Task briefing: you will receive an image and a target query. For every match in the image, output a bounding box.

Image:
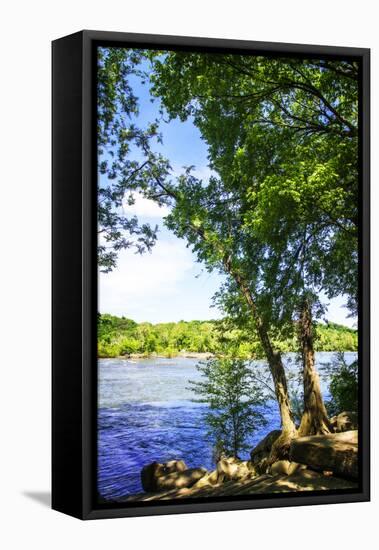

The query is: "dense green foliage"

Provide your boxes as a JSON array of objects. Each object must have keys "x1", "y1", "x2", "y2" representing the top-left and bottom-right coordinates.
[
  {"x1": 98, "y1": 314, "x2": 357, "y2": 358},
  {"x1": 98, "y1": 314, "x2": 217, "y2": 357},
  {"x1": 149, "y1": 52, "x2": 358, "y2": 323},
  {"x1": 322, "y1": 352, "x2": 358, "y2": 415},
  {"x1": 189, "y1": 356, "x2": 267, "y2": 457}
]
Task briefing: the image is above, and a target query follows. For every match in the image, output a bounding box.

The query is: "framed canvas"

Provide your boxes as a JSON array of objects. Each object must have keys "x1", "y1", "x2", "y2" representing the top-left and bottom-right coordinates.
[{"x1": 52, "y1": 30, "x2": 370, "y2": 520}]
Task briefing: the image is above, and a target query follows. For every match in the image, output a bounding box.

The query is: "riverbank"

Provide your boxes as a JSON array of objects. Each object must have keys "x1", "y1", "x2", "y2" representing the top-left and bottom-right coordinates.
[
  {"x1": 118, "y1": 428, "x2": 359, "y2": 502},
  {"x1": 120, "y1": 470, "x2": 357, "y2": 502},
  {"x1": 99, "y1": 351, "x2": 214, "y2": 360}
]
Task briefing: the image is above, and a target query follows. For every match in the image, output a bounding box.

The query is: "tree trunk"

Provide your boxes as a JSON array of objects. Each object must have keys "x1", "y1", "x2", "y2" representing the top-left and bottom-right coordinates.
[
  {"x1": 227, "y1": 263, "x2": 297, "y2": 458},
  {"x1": 189, "y1": 232, "x2": 296, "y2": 446},
  {"x1": 298, "y1": 299, "x2": 332, "y2": 436},
  {"x1": 256, "y1": 323, "x2": 296, "y2": 438}
]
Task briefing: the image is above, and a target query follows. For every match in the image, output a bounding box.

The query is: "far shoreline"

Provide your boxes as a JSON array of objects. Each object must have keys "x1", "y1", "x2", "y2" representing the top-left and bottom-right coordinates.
[
  {"x1": 98, "y1": 351, "x2": 215, "y2": 360},
  {"x1": 98, "y1": 350, "x2": 357, "y2": 361}
]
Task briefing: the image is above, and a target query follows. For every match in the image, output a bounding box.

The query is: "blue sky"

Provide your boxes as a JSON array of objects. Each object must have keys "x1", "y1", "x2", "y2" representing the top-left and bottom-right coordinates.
[{"x1": 98, "y1": 60, "x2": 356, "y2": 328}]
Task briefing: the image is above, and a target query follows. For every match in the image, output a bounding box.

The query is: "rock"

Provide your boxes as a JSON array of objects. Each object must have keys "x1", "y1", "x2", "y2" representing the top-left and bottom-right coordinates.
[
  {"x1": 285, "y1": 470, "x2": 358, "y2": 491},
  {"x1": 141, "y1": 462, "x2": 165, "y2": 492},
  {"x1": 246, "y1": 461, "x2": 257, "y2": 475},
  {"x1": 291, "y1": 467, "x2": 323, "y2": 480},
  {"x1": 290, "y1": 430, "x2": 358, "y2": 480},
  {"x1": 164, "y1": 460, "x2": 187, "y2": 474},
  {"x1": 235, "y1": 460, "x2": 254, "y2": 479},
  {"x1": 125, "y1": 469, "x2": 358, "y2": 502},
  {"x1": 270, "y1": 460, "x2": 291, "y2": 475},
  {"x1": 254, "y1": 457, "x2": 269, "y2": 475},
  {"x1": 288, "y1": 462, "x2": 307, "y2": 475},
  {"x1": 216, "y1": 458, "x2": 255, "y2": 482},
  {"x1": 216, "y1": 458, "x2": 239, "y2": 482},
  {"x1": 250, "y1": 430, "x2": 281, "y2": 464},
  {"x1": 330, "y1": 411, "x2": 358, "y2": 432},
  {"x1": 155, "y1": 467, "x2": 208, "y2": 491},
  {"x1": 270, "y1": 460, "x2": 307, "y2": 476},
  {"x1": 141, "y1": 460, "x2": 188, "y2": 492},
  {"x1": 191, "y1": 470, "x2": 219, "y2": 489}
]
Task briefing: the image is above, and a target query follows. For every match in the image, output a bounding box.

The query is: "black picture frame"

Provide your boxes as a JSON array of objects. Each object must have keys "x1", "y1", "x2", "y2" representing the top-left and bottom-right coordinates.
[{"x1": 52, "y1": 30, "x2": 370, "y2": 520}]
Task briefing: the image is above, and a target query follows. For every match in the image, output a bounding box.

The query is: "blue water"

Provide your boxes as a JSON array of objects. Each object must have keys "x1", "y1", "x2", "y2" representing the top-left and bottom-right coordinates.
[{"x1": 97, "y1": 352, "x2": 357, "y2": 500}]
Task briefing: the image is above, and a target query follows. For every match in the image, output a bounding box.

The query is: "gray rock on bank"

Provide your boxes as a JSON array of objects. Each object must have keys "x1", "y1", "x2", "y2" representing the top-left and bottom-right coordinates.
[
  {"x1": 141, "y1": 460, "x2": 207, "y2": 492},
  {"x1": 155, "y1": 467, "x2": 208, "y2": 491},
  {"x1": 125, "y1": 467, "x2": 357, "y2": 503},
  {"x1": 140, "y1": 425, "x2": 359, "y2": 496},
  {"x1": 141, "y1": 456, "x2": 257, "y2": 493},
  {"x1": 141, "y1": 460, "x2": 186, "y2": 491},
  {"x1": 191, "y1": 469, "x2": 219, "y2": 489},
  {"x1": 216, "y1": 457, "x2": 256, "y2": 482},
  {"x1": 289, "y1": 430, "x2": 358, "y2": 480},
  {"x1": 270, "y1": 459, "x2": 307, "y2": 476}
]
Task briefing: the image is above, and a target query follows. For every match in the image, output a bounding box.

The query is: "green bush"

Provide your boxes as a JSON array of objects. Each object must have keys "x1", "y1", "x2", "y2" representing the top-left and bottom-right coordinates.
[
  {"x1": 119, "y1": 338, "x2": 140, "y2": 355},
  {"x1": 322, "y1": 352, "x2": 358, "y2": 416},
  {"x1": 189, "y1": 355, "x2": 267, "y2": 458},
  {"x1": 327, "y1": 361, "x2": 358, "y2": 416}
]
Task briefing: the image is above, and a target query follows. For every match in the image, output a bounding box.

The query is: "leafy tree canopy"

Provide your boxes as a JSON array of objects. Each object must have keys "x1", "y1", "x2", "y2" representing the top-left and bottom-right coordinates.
[{"x1": 148, "y1": 52, "x2": 359, "y2": 324}]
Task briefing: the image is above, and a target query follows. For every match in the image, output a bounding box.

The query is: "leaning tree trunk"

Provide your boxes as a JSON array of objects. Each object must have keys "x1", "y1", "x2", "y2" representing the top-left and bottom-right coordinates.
[
  {"x1": 298, "y1": 299, "x2": 332, "y2": 436},
  {"x1": 189, "y1": 233, "x2": 297, "y2": 450},
  {"x1": 259, "y1": 331, "x2": 297, "y2": 463},
  {"x1": 228, "y1": 263, "x2": 297, "y2": 459}
]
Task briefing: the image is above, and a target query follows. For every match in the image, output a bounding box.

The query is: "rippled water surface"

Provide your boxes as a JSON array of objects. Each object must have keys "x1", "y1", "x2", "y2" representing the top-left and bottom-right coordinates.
[{"x1": 98, "y1": 352, "x2": 357, "y2": 500}]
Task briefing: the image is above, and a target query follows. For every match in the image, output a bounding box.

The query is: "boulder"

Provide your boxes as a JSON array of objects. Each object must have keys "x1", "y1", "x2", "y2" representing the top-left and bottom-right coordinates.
[
  {"x1": 216, "y1": 457, "x2": 254, "y2": 482},
  {"x1": 290, "y1": 430, "x2": 358, "y2": 480},
  {"x1": 141, "y1": 462, "x2": 165, "y2": 492},
  {"x1": 254, "y1": 458, "x2": 269, "y2": 475},
  {"x1": 270, "y1": 460, "x2": 291, "y2": 475},
  {"x1": 191, "y1": 469, "x2": 219, "y2": 489},
  {"x1": 164, "y1": 460, "x2": 187, "y2": 474},
  {"x1": 155, "y1": 467, "x2": 208, "y2": 491},
  {"x1": 216, "y1": 458, "x2": 239, "y2": 482},
  {"x1": 141, "y1": 460, "x2": 188, "y2": 492},
  {"x1": 288, "y1": 462, "x2": 307, "y2": 475},
  {"x1": 270, "y1": 460, "x2": 307, "y2": 476},
  {"x1": 250, "y1": 430, "x2": 281, "y2": 464},
  {"x1": 330, "y1": 411, "x2": 358, "y2": 433},
  {"x1": 246, "y1": 461, "x2": 257, "y2": 476},
  {"x1": 270, "y1": 460, "x2": 290, "y2": 476}
]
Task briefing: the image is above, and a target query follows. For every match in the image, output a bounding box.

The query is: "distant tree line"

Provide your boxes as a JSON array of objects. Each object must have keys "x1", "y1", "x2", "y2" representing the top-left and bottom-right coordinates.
[{"x1": 98, "y1": 313, "x2": 357, "y2": 358}]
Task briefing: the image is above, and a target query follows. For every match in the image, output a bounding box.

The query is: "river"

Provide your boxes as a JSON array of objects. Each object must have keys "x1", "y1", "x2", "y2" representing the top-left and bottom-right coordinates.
[{"x1": 97, "y1": 352, "x2": 357, "y2": 500}]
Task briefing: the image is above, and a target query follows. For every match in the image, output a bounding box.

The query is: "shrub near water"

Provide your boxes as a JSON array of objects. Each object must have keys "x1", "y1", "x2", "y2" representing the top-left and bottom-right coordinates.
[
  {"x1": 189, "y1": 356, "x2": 267, "y2": 459},
  {"x1": 322, "y1": 352, "x2": 358, "y2": 416}
]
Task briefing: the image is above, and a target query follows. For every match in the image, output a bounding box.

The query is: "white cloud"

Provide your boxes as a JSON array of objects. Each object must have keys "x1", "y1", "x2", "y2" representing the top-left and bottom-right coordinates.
[
  {"x1": 122, "y1": 192, "x2": 170, "y2": 218},
  {"x1": 99, "y1": 238, "x2": 194, "y2": 319},
  {"x1": 121, "y1": 167, "x2": 216, "y2": 221}
]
